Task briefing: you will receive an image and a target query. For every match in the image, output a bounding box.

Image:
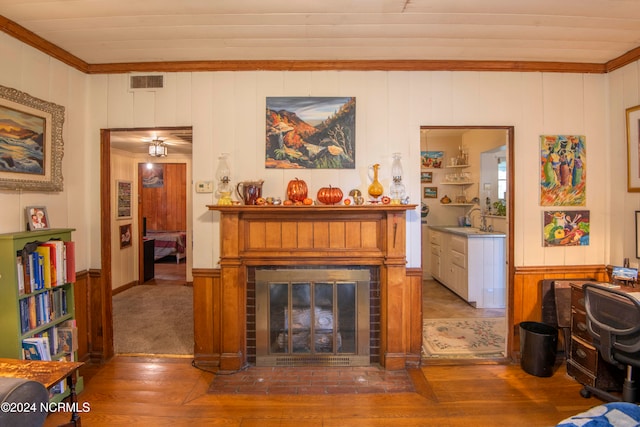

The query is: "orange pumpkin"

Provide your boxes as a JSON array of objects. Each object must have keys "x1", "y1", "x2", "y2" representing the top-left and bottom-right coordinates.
[
  {"x1": 287, "y1": 178, "x2": 308, "y2": 202},
  {"x1": 317, "y1": 186, "x2": 343, "y2": 205}
]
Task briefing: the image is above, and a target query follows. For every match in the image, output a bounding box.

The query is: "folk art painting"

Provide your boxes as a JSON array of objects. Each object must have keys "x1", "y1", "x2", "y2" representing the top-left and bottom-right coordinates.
[
  {"x1": 540, "y1": 135, "x2": 586, "y2": 206},
  {"x1": 421, "y1": 151, "x2": 444, "y2": 168},
  {"x1": 543, "y1": 210, "x2": 590, "y2": 247},
  {"x1": 265, "y1": 97, "x2": 355, "y2": 169}
]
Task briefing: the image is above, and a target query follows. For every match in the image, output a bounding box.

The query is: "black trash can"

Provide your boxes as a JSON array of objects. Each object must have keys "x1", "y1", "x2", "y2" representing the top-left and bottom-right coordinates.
[{"x1": 519, "y1": 321, "x2": 558, "y2": 377}]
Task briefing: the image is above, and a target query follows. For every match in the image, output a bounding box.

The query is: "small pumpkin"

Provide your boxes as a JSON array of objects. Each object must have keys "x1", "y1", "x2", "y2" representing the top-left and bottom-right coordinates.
[
  {"x1": 287, "y1": 178, "x2": 308, "y2": 202},
  {"x1": 317, "y1": 186, "x2": 343, "y2": 205}
]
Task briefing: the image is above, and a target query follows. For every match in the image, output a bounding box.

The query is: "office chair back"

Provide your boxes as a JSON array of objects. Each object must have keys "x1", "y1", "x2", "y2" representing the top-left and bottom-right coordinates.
[{"x1": 583, "y1": 283, "x2": 640, "y2": 367}]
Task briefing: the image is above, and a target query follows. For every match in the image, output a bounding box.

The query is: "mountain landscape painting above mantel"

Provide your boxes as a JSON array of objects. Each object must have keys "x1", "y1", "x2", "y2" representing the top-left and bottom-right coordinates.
[{"x1": 265, "y1": 96, "x2": 355, "y2": 169}]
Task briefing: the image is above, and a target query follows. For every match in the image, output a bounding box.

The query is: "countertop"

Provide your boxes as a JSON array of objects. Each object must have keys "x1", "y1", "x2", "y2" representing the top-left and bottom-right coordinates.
[{"x1": 429, "y1": 225, "x2": 506, "y2": 238}]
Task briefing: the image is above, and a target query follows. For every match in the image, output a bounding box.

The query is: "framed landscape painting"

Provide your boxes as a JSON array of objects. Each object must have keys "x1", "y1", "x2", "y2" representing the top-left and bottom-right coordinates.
[
  {"x1": 627, "y1": 105, "x2": 640, "y2": 191},
  {"x1": 265, "y1": 97, "x2": 356, "y2": 169},
  {"x1": 0, "y1": 85, "x2": 64, "y2": 192}
]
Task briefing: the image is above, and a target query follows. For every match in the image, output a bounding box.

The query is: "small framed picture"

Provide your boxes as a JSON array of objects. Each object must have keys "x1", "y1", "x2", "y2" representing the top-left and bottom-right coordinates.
[
  {"x1": 25, "y1": 206, "x2": 50, "y2": 231},
  {"x1": 423, "y1": 186, "x2": 438, "y2": 199},
  {"x1": 120, "y1": 224, "x2": 132, "y2": 249},
  {"x1": 421, "y1": 171, "x2": 433, "y2": 183}
]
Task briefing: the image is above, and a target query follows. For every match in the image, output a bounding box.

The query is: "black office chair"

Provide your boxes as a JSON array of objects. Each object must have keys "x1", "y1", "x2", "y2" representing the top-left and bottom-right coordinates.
[{"x1": 582, "y1": 283, "x2": 640, "y2": 403}]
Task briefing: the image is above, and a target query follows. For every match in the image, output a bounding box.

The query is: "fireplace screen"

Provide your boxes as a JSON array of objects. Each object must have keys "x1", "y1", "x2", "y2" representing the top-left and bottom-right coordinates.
[{"x1": 256, "y1": 269, "x2": 370, "y2": 366}]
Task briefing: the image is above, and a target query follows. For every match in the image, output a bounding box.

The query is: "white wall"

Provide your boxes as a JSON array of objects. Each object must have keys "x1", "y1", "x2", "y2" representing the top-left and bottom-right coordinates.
[
  {"x1": 0, "y1": 33, "x2": 91, "y2": 271},
  {"x1": 1, "y1": 30, "x2": 626, "y2": 272},
  {"x1": 608, "y1": 61, "x2": 640, "y2": 269}
]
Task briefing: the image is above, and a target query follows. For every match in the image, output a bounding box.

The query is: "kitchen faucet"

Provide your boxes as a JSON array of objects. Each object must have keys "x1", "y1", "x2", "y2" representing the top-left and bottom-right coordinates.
[{"x1": 466, "y1": 206, "x2": 488, "y2": 231}]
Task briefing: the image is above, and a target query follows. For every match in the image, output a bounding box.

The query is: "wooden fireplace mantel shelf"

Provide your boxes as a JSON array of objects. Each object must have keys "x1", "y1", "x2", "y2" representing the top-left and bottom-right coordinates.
[
  {"x1": 207, "y1": 204, "x2": 418, "y2": 213},
  {"x1": 195, "y1": 202, "x2": 422, "y2": 371}
]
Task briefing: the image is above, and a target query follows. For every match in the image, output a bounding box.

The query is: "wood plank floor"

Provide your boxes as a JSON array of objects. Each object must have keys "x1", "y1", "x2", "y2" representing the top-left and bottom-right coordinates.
[{"x1": 44, "y1": 356, "x2": 604, "y2": 426}]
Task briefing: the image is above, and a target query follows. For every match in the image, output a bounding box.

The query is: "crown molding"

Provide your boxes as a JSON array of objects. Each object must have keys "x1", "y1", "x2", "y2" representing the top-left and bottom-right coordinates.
[{"x1": 1, "y1": 14, "x2": 637, "y2": 75}]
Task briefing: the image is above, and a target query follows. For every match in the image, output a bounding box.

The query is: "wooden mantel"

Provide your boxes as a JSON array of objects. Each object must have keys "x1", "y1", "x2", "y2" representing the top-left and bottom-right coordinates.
[{"x1": 196, "y1": 204, "x2": 422, "y2": 371}]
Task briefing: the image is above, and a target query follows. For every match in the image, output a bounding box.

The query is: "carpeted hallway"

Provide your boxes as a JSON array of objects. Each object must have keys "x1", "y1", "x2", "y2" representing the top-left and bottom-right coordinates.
[{"x1": 113, "y1": 257, "x2": 193, "y2": 356}]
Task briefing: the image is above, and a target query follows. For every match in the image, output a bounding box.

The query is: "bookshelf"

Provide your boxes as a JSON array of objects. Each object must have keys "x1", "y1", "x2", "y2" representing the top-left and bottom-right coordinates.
[{"x1": 0, "y1": 228, "x2": 82, "y2": 402}]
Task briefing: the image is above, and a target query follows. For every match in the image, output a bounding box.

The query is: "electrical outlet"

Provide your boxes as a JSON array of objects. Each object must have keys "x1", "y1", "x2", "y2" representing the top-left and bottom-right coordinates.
[{"x1": 196, "y1": 181, "x2": 214, "y2": 193}]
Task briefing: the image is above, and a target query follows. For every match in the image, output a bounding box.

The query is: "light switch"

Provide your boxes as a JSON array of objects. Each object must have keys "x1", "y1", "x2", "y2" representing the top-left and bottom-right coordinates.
[{"x1": 196, "y1": 181, "x2": 214, "y2": 193}]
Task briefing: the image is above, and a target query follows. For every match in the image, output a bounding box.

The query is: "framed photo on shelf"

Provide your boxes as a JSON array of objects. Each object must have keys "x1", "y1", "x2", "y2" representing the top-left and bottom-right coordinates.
[
  {"x1": 423, "y1": 186, "x2": 438, "y2": 199},
  {"x1": 627, "y1": 105, "x2": 640, "y2": 192},
  {"x1": 25, "y1": 206, "x2": 50, "y2": 231},
  {"x1": 0, "y1": 85, "x2": 65, "y2": 192}
]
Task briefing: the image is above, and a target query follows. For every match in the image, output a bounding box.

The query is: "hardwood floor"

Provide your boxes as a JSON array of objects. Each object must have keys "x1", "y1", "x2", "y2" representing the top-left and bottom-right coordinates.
[{"x1": 44, "y1": 356, "x2": 604, "y2": 426}]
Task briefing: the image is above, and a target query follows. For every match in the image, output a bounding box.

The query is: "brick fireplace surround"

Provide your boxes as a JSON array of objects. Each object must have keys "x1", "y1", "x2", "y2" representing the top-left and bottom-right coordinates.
[{"x1": 197, "y1": 204, "x2": 422, "y2": 371}]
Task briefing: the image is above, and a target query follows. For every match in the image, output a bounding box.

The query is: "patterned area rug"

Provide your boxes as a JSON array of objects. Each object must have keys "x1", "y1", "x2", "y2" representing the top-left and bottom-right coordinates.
[{"x1": 422, "y1": 318, "x2": 505, "y2": 357}]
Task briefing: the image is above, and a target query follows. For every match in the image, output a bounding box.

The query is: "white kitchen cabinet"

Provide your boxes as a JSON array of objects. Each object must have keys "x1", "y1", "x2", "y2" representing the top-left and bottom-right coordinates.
[{"x1": 428, "y1": 226, "x2": 506, "y2": 309}]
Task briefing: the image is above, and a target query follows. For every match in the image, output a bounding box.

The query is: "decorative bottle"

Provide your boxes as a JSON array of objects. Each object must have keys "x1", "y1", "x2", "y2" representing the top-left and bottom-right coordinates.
[
  {"x1": 215, "y1": 153, "x2": 233, "y2": 205},
  {"x1": 368, "y1": 163, "x2": 384, "y2": 201},
  {"x1": 389, "y1": 153, "x2": 406, "y2": 204}
]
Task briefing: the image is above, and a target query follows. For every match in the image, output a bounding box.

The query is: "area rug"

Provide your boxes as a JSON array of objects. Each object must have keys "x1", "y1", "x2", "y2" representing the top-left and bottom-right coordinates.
[
  {"x1": 113, "y1": 284, "x2": 193, "y2": 355},
  {"x1": 422, "y1": 318, "x2": 505, "y2": 357}
]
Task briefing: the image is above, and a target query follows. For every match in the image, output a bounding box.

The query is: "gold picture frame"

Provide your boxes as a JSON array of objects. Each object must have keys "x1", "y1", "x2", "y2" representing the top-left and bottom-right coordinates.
[
  {"x1": 626, "y1": 104, "x2": 640, "y2": 192},
  {"x1": 0, "y1": 85, "x2": 64, "y2": 192}
]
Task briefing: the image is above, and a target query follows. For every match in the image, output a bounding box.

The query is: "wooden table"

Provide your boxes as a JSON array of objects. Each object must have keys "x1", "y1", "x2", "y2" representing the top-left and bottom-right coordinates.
[{"x1": 0, "y1": 358, "x2": 84, "y2": 427}]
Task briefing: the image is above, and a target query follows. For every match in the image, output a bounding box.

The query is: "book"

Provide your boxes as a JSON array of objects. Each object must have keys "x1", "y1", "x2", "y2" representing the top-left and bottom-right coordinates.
[
  {"x1": 16, "y1": 251, "x2": 25, "y2": 295},
  {"x1": 56, "y1": 326, "x2": 78, "y2": 354},
  {"x1": 35, "y1": 245, "x2": 52, "y2": 289},
  {"x1": 22, "y1": 337, "x2": 51, "y2": 361},
  {"x1": 43, "y1": 240, "x2": 65, "y2": 287},
  {"x1": 64, "y1": 241, "x2": 76, "y2": 283}
]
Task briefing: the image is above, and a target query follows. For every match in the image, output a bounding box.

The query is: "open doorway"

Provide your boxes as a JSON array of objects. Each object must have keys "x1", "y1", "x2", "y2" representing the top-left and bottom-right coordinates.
[
  {"x1": 420, "y1": 126, "x2": 514, "y2": 362},
  {"x1": 103, "y1": 127, "x2": 193, "y2": 357}
]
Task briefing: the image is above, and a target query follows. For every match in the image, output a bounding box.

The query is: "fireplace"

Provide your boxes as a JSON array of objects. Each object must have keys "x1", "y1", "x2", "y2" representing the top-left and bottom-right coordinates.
[
  {"x1": 255, "y1": 268, "x2": 371, "y2": 367},
  {"x1": 200, "y1": 204, "x2": 422, "y2": 371}
]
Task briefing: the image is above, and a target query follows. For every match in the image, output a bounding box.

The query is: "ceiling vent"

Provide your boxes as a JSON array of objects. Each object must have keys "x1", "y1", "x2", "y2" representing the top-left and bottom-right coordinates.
[{"x1": 129, "y1": 74, "x2": 164, "y2": 91}]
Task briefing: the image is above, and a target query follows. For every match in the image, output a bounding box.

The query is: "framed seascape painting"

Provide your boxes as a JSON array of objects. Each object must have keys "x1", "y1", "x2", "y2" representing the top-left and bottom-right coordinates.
[
  {"x1": 542, "y1": 210, "x2": 590, "y2": 247},
  {"x1": 627, "y1": 105, "x2": 640, "y2": 192},
  {"x1": 265, "y1": 97, "x2": 355, "y2": 169},
  {"x1": 540, "y1": 135, "x2": 586, "y2": 206},
  {"x1": 0, "y1": 85, "x2": 64, "y2": 192}
]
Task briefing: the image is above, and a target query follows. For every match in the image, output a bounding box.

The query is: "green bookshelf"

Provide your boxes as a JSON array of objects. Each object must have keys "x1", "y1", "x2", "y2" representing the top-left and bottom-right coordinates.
[{"x1": 0, "y1": 228, "x2": 83, "y2": 399}]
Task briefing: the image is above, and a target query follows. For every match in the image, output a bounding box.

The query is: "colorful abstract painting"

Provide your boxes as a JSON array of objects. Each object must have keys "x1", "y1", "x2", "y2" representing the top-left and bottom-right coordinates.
[
  {"x1": 265, "y1": 97, "x2": 355, "y2": 169},
  {"x1": 540, "y1": 135, "x2": 585, "y2": 206},
  {"x1": 421, "y1": 151, "x2": 444, "y2": 168},
  {"x1": 543, "y1": 210, "x2": 590, "y2": 247}
]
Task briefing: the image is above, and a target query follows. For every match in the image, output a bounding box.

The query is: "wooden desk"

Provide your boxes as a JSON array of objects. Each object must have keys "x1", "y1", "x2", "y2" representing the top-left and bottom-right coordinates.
[
  {"x1": 0, "y1": 358, "x2": 83, "y2": 427},
  {"x1": 567, "y1": 282, "x2": 635, "y2": 396}
]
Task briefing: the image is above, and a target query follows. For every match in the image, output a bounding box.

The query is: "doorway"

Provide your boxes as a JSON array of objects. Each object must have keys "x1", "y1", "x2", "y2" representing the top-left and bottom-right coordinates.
[
  {"x1": 101, "y1": 126, "x2": 193, "y2": 357},
  {"x1": 420, "y1": 126, "x2": 514, "y2": 361}
]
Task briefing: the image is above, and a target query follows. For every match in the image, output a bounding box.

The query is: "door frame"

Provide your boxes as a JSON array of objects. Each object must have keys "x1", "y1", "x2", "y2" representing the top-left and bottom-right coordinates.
[
  {"x1": 99, "y1": 126, "x2": 192, "y2": 359},
  {"x1": 420, "y1": 125, "x2": 515, "y2": 357}
]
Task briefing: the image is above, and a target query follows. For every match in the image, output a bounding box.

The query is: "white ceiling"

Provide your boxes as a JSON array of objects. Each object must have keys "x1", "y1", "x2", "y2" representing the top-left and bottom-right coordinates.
[
  {"x1": 1, "y1": 0, "x2": 640, "y2": 65},
  {"x1": 110, "y1": 128, "x2": 192, "y2": 155}
]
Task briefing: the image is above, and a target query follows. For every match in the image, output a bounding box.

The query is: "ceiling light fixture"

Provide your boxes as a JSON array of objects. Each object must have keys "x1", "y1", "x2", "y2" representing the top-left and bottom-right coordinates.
[{"x1": 148, "y1": 139, "x2": 168, "y2": 157}]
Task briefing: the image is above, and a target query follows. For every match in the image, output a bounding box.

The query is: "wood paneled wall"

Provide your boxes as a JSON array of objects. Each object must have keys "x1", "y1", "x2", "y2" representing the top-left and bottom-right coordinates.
[
  {"x1": 511, "y1": 264, "x2": 608, "y2": 355},
  {"x1": 139, "y1": 163, "x2": 187, "y2": 231}
]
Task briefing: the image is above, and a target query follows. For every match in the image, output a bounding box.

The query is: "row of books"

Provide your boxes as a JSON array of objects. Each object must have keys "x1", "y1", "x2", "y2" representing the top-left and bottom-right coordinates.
[
  {"x1": 16, "y1": 239, "x2": 76, "y2": 295},
  {"x1": 19, "y1": 288, "x2": 68, "y2": 334},
  {"x1": 21, "y1": 321, "x2": 78, "y2": 361},
  {"x1": 22, "y1": 321, "x2": 78, "y2": 396}
]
